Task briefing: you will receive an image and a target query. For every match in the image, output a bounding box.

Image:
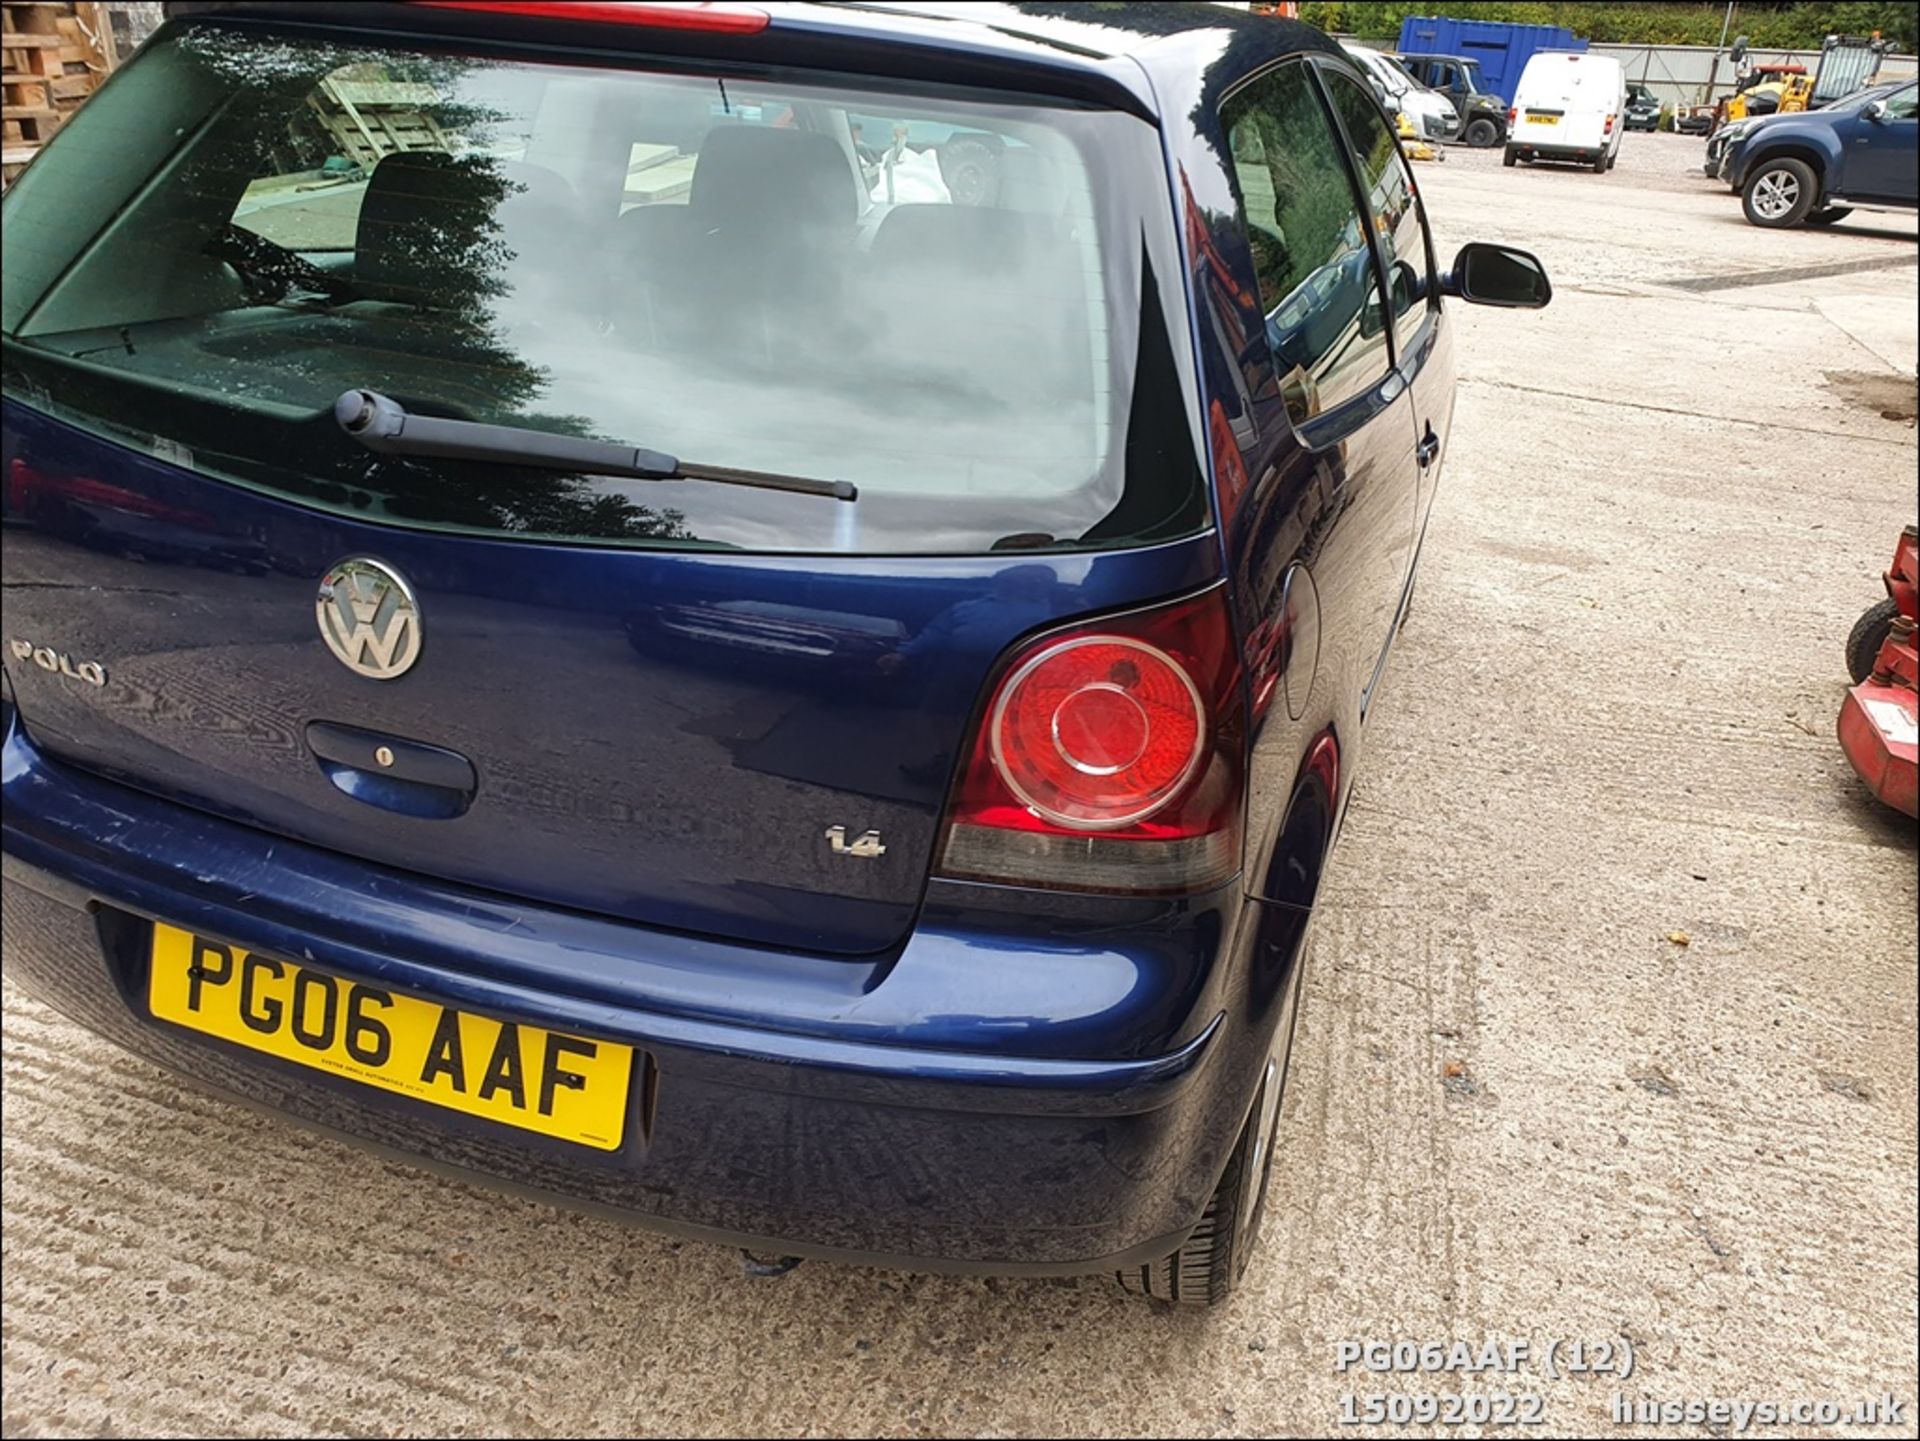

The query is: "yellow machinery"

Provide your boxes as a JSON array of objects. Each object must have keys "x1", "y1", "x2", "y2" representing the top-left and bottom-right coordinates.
[
  {"x1": 1720, "y1": 66, "x2": 1813, "y2": 125},
  {"x1": 1395, "y1": 109, "x2": 1443, "y2": 162}
]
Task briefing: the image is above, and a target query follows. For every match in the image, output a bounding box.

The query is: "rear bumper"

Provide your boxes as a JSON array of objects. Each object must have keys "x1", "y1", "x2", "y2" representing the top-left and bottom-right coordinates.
[
  {"x1": 1507, "y1": 140, "x2": 1608, "y2": 160},
  {"x1": 1, "y1": 722, "x2": 1302, "y2": 1274}
]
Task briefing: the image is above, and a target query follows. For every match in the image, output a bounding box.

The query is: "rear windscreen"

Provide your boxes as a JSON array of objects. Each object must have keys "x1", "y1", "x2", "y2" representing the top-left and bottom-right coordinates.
[{"x1": 0, "y1": 22, "x2": 1205, "y2": 554}]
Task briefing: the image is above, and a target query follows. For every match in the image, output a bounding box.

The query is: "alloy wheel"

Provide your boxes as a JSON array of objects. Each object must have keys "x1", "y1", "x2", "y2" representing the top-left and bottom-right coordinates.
[{"x1": 1752, "y1": 169, "x2": 1799, "y2": 219}]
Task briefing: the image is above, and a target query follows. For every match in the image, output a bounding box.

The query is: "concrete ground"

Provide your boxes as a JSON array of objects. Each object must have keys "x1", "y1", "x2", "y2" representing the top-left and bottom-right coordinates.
[{"x1": 4, "y1": 131, "x2": 1916, "y2": 1438}]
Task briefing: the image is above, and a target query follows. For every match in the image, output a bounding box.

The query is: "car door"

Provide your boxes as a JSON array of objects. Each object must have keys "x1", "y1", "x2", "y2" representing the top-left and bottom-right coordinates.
[
  {"x1": 1838, "y1": 83, "x2": 1919, "y2": 200},
  {"x1": 1320, "y1": 66, "x2": 1439, "y2": 690},
  {"x1": 1430, "y1": 60, "x2": 1470, "y2": 117},
  {"x1": 1211, "y1": 57, "x2": 1422, "y2": 902}
]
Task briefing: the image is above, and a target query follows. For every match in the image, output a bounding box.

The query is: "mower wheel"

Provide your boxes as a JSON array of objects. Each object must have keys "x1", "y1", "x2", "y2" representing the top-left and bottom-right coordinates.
[
  {"x1": 1464, "y1": 118, "x2": 1499, "y2": 148},
  {"x1": 1847, "y1": 597, "x2": 1900, "y2": 684}
]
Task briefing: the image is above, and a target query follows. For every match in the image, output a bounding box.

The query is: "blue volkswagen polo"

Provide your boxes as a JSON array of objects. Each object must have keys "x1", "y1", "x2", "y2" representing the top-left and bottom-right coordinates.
[{"x1": 0, "y1": 0, "x2": 1547, "y2": 1304}]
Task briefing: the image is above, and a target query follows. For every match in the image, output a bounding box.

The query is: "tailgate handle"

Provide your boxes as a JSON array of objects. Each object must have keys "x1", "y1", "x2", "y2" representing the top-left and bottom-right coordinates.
[{"x1": 305, "y1": 721, "x2": 477, "y2": 819}]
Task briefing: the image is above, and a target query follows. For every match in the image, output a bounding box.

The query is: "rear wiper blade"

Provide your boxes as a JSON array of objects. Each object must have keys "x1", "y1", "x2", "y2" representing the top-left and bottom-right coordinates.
[{"x1": 333, "y1": 389, "x2": 857, "y2": 502}]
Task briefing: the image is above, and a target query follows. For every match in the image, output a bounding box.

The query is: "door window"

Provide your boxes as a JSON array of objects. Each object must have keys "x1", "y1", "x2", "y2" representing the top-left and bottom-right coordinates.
[
  {"x1": 1221, "y1": 63, "x2": 1390, "y2": 425},
  {"x1": 1882, "y1": 84, "x2": 1918, "y2": 119},
  {"x1": 1325, "y1": 72, "x2": 1435, "y2": 359}
]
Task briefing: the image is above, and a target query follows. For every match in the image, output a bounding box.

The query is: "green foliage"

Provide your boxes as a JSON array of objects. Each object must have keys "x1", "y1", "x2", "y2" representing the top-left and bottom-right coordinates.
[{"x1": 1298, "y1": 2, "x2": 1917, "y2": 52}]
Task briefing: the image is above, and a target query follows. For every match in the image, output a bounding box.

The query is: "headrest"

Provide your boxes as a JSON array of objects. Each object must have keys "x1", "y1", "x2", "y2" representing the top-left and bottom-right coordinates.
[
  {"x1": 689, "y1": 125, "x2": 858, "y2": 233},
  {"x1": 355, "y1": 151, "x2": 498, "y2": 306}
]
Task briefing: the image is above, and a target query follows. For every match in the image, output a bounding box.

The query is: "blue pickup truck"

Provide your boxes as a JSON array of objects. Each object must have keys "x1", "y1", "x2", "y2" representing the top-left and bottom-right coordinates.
[{"x1": 1726, "y1": 80, "x2": 1919, "y2": 228}]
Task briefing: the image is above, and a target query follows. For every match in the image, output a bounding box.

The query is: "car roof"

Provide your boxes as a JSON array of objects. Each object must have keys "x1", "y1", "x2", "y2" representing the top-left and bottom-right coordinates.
[
  {"x1": 165, "y1": 1, "x2": 1349, "y2": 122},
  {"x1": 844, "y1": 2, "x2": 1337, "y2": 63}
]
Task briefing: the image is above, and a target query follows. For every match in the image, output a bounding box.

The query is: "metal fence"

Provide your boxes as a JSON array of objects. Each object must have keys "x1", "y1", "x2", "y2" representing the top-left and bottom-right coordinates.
[{"x1": 1591, "y1": 42, "x2": 1918, "y2": 109}]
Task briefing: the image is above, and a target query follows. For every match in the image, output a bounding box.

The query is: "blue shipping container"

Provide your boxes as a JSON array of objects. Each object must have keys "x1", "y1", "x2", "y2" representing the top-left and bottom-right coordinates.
[{"x1": 1395, "y1": 16, "x2": 1588, "y2": 106}]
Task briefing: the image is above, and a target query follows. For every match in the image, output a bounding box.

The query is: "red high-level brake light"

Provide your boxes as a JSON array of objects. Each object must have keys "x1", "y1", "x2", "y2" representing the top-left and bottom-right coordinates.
[{"x1": 416, "y1": 2, "x2": 770, "y2": 34}]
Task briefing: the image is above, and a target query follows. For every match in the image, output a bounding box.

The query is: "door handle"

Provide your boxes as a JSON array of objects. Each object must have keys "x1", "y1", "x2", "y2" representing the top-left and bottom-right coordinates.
[{"x1": 1417, "y1": 424, "x2": 1441, "y2": 469}]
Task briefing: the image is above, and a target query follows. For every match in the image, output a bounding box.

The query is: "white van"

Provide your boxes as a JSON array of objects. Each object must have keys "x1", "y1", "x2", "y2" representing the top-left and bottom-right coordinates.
[
  {"x1": 1339, "y1": 41, "x2": 1461, "y2": 145},
  {"x1": 1505, "y1": 52, "x2": 1626, "y2": 172}
]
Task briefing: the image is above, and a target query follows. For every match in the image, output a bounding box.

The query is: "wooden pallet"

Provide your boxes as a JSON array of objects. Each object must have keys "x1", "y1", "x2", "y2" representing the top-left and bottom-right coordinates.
[
  {"x1": 1, "y1": 1, "x2": 114, "y2": 185},
  {"x1": 306, "y1": 72, "x2": 451, "y2": 170}
]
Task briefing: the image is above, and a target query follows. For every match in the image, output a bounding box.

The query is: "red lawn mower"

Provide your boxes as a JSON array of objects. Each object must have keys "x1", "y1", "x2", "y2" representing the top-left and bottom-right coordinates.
[{"x1": 1838, "y1": 525, "x2": 1919, "y2": 819}]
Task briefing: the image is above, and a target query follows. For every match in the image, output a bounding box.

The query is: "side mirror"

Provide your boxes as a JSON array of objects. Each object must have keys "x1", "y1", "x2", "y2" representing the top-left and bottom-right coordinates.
[
  {"x1": 1865, "y1": 100, "x2": 1888, "y2": 123},
  {"x1": 1441, "y1": 243, "x2": 1552, "y2": 308}
]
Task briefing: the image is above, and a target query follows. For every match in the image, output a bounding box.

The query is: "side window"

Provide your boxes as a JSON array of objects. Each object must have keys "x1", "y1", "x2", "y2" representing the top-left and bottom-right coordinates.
[
  {"x1": 1221, "y1": 63, "x2": 1390, "y2": 425},
  {"x1": 1326, "y1": 72, "x2": 1435, "y2": 358},
  {"x1": 1884, "y1": 85, "x2": 1918, "y2": 120}
]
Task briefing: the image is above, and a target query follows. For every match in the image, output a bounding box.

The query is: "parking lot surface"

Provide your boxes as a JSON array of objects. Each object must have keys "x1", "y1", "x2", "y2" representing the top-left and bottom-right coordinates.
[{"x1": 4, "y1": 131, "x2": 1916, "y2": 1438}]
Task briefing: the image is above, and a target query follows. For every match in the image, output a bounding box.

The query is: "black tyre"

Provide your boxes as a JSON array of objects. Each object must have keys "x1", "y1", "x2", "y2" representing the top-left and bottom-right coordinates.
[
  {"x1": 1502, "y1": 146, "x2": 1518, "y2": 167},
  {"x1": 1743, "y1": 156, "x2": 1818, "y2": 228},
  {"x1": 1117, "y1": 1061, "x2": 1282, "y2": 1307},
  {"x1": 1806, "y1": 206, "x2": 1854, "y2": 227},
  {"x1": 1464, "y1": 117, "x2": 1499, "y2": 148},
  {"x1": 1846, "y1": 597, "x2": 1899, "y2": 684},
  {"x1": 1591, "y1": 150, "x2": 1608, "y2": 173}
]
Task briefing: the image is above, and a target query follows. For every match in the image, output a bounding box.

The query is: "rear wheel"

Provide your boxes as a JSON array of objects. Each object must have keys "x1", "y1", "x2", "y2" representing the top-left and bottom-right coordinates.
[
  {"x1": 1591, "y1": 150, "x2": 1608, "y2": 173},
  {"x1": 1806, "y1": 206, "x2": 1854, "y2": 227},
  {"x1": 1847, "y1": 597, "x2": 1900, "y2": 684},
  {"x1": 1464, "y1": 117, "x2": 1499, "y2": 148},
  {"x1": 1743, "y1": 157, "x2": 1817, "y2": 227},
  {"x1": 1117, "y1": 1060, "x2": 1282, "y2": 1307},
  {"x1": 1502, "y1": 146, "x2": 1518, "y2": 167}
]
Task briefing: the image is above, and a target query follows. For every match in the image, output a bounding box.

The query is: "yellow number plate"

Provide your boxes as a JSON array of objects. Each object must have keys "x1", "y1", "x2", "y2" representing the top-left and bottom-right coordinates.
[
  {"x1": 1526, "y1": 114, "x2": 1560, "y2": 124},
  {"x1": 148, "y1": 924, "x2": 633, "y2": 1150}
]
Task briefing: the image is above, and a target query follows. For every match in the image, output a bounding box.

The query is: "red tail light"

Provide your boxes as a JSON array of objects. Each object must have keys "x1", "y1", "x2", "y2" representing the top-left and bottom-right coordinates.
[
  {"x1": 936, "y1": 589, "x2": 1243, "y2": 893},
  {"x1": 416, "y1": 2, "x2": 771, "y2": 33},
  {"x1": 1604, "y1": 112, "x2": 1616, "y2": 134},
  {"x1": 1507, "y1": 107, "x2": 1518, "y2": 126}
]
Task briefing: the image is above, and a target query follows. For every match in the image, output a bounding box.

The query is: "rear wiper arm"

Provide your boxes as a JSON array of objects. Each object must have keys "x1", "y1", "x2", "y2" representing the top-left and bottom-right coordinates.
[{"x1": 333, "y1": 389, "x2": 857, "y2": 502}]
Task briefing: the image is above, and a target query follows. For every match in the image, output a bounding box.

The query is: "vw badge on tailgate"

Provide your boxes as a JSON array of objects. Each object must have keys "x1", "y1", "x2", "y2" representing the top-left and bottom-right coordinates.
[{"x1": 317, "y1": 558, "x2": 421, "y2": 679}]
